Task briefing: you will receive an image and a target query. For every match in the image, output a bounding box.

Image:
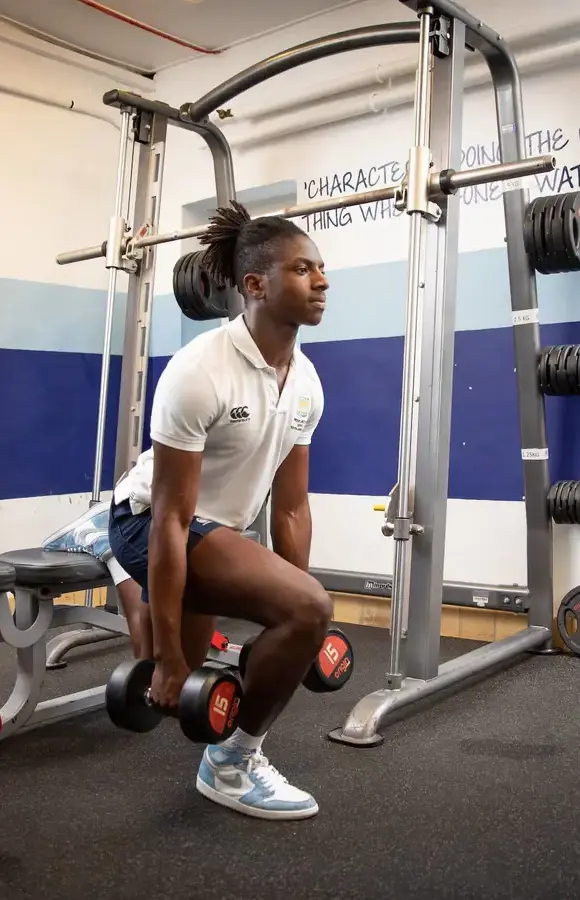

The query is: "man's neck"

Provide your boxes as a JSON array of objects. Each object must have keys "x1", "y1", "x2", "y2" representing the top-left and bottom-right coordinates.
[{"x1": 243, "y1": 310, "x2": 298, "y2": 371}]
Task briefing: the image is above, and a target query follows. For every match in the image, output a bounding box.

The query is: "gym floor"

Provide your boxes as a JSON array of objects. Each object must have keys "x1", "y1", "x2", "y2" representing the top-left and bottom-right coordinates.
[{"x1": 1, "y1": 619, "x2": 579, "y2": 900}]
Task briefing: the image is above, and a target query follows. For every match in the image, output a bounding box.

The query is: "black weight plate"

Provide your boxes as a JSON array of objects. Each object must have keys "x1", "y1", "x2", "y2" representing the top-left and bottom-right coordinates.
[
  {"x1": 557, "y1": 586, "x2": 580, "y2": 655},
  {"x1": 567, "y1": 481, "x2": 580, "y2": 524},
  {"x1": 565, "y1": 344, "x2": 580, "y2": 394},
  {"x1": 532, "y1": 195, "x2": 552, "y2": 272},
  {"x1": 547, "y1": 346, "x2": 563, "y2": 395},
  {"x1": 546, "y1": 194, "x2": 568, "y2": 264},
  {"x1": 561, "y1": 192, "x2": 580, "y2": 270},
  {"x1": 560, "y1": 481, "x2": 575, "y2": 524},
  {"x1": 574, "y1": 482, "x2": 580, "y2": 525},
  {"x1": 179, "y1": 666, "x2": 242, "y2": 743},
  {"x1": 555, "y1": 481, "x2": 568, "y2": 525},
  {"x1": 183, "y1": 252, "x2": 202, "y2": 319},
  {"x1": 553, "y1": 480, "x2": 567, "y2": 523},
  {"x1": 557, "y1": 345, "x2": 573, "y2": 395},
  {"x1": 543, "y1": 194, "x2": 562, "y2": 261},
  {"x1": 547, "y1": 481, "x2": 559, "y2": 520},
  {"x1": 172, "y1": 253, "x2": 188, "y2": 305},
  {"x1": 105, "y1": 659, "x2": 161, "y2": 733},
  {"x1": 523, "y1": 197, "x2": 538, "y2": 256},
  {"x1": 538, "y1": 347, "x2": 552, "y2": 394},
  {"x1": 177, "y1": 252, "x2": 195, "y2": 315},
  {"x1": 302, "y1": 628, "x2": 355, "y2": 694}
]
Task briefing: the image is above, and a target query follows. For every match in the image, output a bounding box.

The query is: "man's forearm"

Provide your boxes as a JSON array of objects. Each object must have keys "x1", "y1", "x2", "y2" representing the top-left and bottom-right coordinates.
[
  {"x1": 270, "y1": 501, "x2": 312, "y2": 571},
  {"x1": 148, "y1": 519, "x2": 188, "y2": 662}
]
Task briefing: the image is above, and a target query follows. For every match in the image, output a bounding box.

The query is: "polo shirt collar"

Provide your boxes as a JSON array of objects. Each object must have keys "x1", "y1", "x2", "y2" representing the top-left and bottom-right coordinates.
[{"x1": 227, "y1": 313, "x2": 298, "y2": 371}]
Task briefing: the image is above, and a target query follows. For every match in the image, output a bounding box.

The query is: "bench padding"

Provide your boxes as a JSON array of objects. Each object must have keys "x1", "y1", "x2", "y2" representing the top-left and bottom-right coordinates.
[
  {"x1": 0, "y1": 562, "x2": 15, "y2": 592},
  {"x1": 0, "y1": 549, "x2": 110, "y2": 589}
]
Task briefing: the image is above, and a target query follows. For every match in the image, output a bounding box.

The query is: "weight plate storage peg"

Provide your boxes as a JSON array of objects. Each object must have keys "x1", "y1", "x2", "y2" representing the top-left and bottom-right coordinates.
[{"x1": 557, "y1": 586, "x2": 580, "y2": 655}]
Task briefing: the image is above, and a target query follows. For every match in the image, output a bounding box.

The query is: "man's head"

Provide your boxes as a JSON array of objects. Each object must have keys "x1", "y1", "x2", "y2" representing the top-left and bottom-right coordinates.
[{"x1": 199, "y1": 200, "x2": 328, "y2": 328}]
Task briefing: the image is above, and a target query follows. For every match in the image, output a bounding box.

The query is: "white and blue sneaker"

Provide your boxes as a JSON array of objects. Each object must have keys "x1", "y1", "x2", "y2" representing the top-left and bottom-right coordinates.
[{"x1": 196, "y1": 746, "x2": 319, "y2": 820}]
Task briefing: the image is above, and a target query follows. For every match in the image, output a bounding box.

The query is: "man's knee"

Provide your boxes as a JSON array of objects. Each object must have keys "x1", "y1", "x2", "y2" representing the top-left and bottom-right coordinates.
[{"x1": 290, "y1": 579, "x2": 333, "y2": 637}]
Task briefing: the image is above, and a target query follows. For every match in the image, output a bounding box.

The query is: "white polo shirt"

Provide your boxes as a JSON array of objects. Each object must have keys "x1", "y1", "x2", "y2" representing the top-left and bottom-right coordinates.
[{"x1": 113, "y1": 314, "x2": 324, "y2": 531}]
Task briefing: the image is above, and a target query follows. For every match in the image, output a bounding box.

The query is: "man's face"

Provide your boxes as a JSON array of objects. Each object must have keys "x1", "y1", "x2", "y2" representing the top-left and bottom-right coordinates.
[{"x1": 244, "y1": 234, "x2": 329, "y2": 328}]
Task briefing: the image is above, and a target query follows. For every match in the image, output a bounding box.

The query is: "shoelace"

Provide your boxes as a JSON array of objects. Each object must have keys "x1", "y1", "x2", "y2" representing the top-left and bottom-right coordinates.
[{"x1": 245, "y1": 751, "x2": 288, "y2": 789}]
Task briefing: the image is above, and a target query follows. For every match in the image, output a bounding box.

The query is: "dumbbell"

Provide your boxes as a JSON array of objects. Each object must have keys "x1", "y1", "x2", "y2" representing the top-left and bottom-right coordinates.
[
  {"x1": 105, "y1": 659, "x2": 242, "y2": 743},
  {"x1": 238, "y1": 626, "x2": 354, "y2": 693}
]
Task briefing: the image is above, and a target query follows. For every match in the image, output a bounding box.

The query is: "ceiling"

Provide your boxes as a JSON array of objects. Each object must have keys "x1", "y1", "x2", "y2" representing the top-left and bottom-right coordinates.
[{"x1": 0, "y1": 0, "x2": 366, "y2": 75}]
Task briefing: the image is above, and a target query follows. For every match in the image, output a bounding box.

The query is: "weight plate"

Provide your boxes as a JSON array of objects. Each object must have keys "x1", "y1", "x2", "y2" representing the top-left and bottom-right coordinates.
[
  {"x1": 532, "y1": 196, "x2": 551, "y2": 272},
  {"x1": 557, "y1": 345, "x2": 573, "y2": 396},
  {"x1": 565, "y1": 345, "x2": 580, "y2": 394},
  {"x1": 573, "y1": 482, "x2": 580, "y2": 525},
  {"x1": 547, "y1": 481, "x2": 559, "y2": 521},
  {"x1": 561, "y1": 192, "x2": 580, "y2": 271},
  {"x1": 105, "y1": 659, "x2": 161, "y2": 734},
  {"x1": 560, "y1": 481, "x2": 575, "y2": 524},
  {"x1": 538, "y1": 347, "x2": 551, "y2": 394},
  {"x1": 172, "y1": 254, "x2": 188, "y2": 306},
  {"x1": 547, "y1": 346, "x2": 562, "y2": 395},
  {"x1": 302, "y1": 627, "x2": 355, "y2": 694},
  {"x1": 567, "y1": 481, "x2": 580, "y2": 524},
  {"x1": 547, "y1": 194, "x2": 568, "y2": 267},
  {"x1": 177, "y1": 252, "x2": 195, "y2": 316},
  {"x1": 179, "y1": 666, "x2": 242, "y2": 743},
  {"x1": 554, "y1": 480, "x2": 567, "y2": 523},
  {"x1": 557, "y1": 480, "x2": 573, "y2": 524},
  {"x1": 523, "y1": 197, "x2": 538, "y2": 257},
  {"x1": 183, "y1": 252, "x2": 202, "y2": 319},
  {"x1": 543, "y1": 194, "x2": 562, "y2": 262},
  {"x1": 557, "y1": 586, "x2": 580, "y2": 655}
]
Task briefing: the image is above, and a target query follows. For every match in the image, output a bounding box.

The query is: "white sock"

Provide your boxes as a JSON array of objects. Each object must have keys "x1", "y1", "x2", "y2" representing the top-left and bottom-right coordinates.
[{"x1": 220, "y1": 728, "x2": 266, "y2": 753}]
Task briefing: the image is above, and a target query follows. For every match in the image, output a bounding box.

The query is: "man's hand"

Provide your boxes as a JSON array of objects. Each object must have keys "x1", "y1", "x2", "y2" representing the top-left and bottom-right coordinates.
[{"x1": 150, "y1": 655, "x2": 191, "y2": 708}]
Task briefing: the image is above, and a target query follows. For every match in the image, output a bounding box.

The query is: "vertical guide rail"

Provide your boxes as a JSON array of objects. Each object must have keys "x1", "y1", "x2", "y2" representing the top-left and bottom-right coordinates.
[
  {"x1": 113, "y1": 112, "x2": 168, "y2": 485},
  {"x1": 386, "y1": 6, "x2": 435, "y2": 688},
  {"x1": 92, "y1": 108, "x2": 133, "y2": 501},
  {"x1": 404, "y1": 17, "x2": 465, "y2": 679}
]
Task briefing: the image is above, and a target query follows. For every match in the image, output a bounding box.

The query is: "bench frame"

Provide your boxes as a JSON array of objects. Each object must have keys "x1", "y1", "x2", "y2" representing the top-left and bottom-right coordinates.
[{"x1": 0, "y1": 572, "x2": 130, "y2": 741}]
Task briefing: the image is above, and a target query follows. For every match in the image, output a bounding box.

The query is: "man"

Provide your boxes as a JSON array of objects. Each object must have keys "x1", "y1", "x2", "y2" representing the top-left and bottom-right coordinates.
[{"x1": 109, "y1": 200, "x2": 332, "y2": 820}]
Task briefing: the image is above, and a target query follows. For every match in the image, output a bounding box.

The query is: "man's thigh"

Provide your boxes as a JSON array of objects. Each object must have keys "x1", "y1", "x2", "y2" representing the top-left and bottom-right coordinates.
[{"x1": 185, "y1": 527, "x2": 322, "y2": 627}]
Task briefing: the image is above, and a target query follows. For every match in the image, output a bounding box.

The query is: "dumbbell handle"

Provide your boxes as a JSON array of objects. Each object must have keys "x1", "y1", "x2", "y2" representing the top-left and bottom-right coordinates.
[{"x1": 144, "y1": 686, "x2": 179, "y2": 718}]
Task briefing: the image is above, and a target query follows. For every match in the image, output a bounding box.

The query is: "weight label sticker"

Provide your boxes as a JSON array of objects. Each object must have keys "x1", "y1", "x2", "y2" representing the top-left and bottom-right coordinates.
[
  {"x1": 521, "y1": 448, "x2": 549, "y2": 460},
  {"x1": 473, "y1": 594, "x2": 489, "y2": 608},
  {"x1": 512, "y1": 309, "x2": 539, "y2": 326},
  {"x1": 501, "y1": 123, "x2": 516, "y2": 133},
  {"x1": 502, "y1": 178, "x2": 523, "y2": 192}
]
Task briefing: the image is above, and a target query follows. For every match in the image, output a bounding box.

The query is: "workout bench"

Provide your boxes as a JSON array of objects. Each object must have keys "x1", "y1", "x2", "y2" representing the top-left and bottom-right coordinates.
[{"x1": 0, "y1": 548, "x2": 129, "y2": 741}]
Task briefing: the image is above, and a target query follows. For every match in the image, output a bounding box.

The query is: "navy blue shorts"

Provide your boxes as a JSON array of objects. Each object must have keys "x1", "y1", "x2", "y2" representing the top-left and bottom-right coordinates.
[{"x1": 109, "y1": 499, "x2": 225, "y2": 603}]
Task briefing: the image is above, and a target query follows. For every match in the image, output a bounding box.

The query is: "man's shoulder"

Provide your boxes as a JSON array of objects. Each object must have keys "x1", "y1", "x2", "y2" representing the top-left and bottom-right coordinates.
[
  {"x1": 164, "y1": 325, "x2": 230, "y2": 374},
  {"x1": 294, "y1": 346, "x2": 323, "y2": 391}
]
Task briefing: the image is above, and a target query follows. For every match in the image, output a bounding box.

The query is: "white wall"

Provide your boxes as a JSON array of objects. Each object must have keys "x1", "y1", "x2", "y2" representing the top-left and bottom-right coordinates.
[
  {"x1": 0, "y1": 23, "x2": 156, "y2": 551},
  {"x1": 149, "y1": 0, "x2": 580, "y2": 599}
]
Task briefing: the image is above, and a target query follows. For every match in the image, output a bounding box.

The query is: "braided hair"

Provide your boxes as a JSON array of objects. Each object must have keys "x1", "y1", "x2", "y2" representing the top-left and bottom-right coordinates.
[{"x1": 198, "y1": 199, "x2": 304, "y2": 294}]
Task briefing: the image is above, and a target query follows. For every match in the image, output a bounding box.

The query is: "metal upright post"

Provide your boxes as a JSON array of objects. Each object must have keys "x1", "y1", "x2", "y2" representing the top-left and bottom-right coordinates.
[
  {"x1": 385, "y1": 5, "x2": 435, "y2": 689},
  {"x1": 404, "y1": 16, "x2": 465, "y2": 679}
]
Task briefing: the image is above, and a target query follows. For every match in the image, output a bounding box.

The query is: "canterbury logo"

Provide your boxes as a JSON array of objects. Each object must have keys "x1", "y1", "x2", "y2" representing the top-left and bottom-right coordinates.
[{"x1": 229, "y1": 406, "x2": 250, "y2": 421}]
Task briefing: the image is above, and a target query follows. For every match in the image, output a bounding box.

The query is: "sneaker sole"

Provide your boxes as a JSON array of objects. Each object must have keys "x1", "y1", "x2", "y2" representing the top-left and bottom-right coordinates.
[{"x1": 196, "y1": 776, "x2": 319, "y2": 821}]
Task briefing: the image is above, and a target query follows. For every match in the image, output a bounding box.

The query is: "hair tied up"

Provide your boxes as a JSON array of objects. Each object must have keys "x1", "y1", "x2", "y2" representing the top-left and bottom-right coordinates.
[{"x1": 198, "y1": 200, "x2": 251, "y2": 288}]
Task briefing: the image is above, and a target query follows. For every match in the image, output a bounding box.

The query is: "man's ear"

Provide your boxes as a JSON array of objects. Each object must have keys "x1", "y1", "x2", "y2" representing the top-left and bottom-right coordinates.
[{"x1": 243, "y1": 272, "x2": 266, "y2": 300}]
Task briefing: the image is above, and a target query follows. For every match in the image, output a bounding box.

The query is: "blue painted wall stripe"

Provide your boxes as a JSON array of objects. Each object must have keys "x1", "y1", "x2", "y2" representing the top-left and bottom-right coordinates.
[{"x1": 3, "y1": 321, "x2": 580, "y2": 502}]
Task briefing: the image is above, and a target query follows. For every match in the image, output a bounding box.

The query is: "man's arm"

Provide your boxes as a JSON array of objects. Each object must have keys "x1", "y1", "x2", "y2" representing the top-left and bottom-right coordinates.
[
  {"x1": 148, "y1": 442, "x2": 202, "y2": 663},
  {"x1": 270, "y1": 445, "x2": 312, "y2": 572}
]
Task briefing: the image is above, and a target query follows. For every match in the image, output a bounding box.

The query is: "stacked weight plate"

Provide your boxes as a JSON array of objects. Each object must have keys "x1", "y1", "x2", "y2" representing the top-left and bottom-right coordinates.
[
  {"x1": 547, "y1": 481, "x2": 580, "y2": 524},
  {"x1": 172, "y1": 251, "x2": 230, "y2": 321},
  {"x1": 524, "y1": 191, "x2": 580, "y2": 274},
  {"x1": 538, "y1": 344, "x2": 580, "y2": 395}
]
